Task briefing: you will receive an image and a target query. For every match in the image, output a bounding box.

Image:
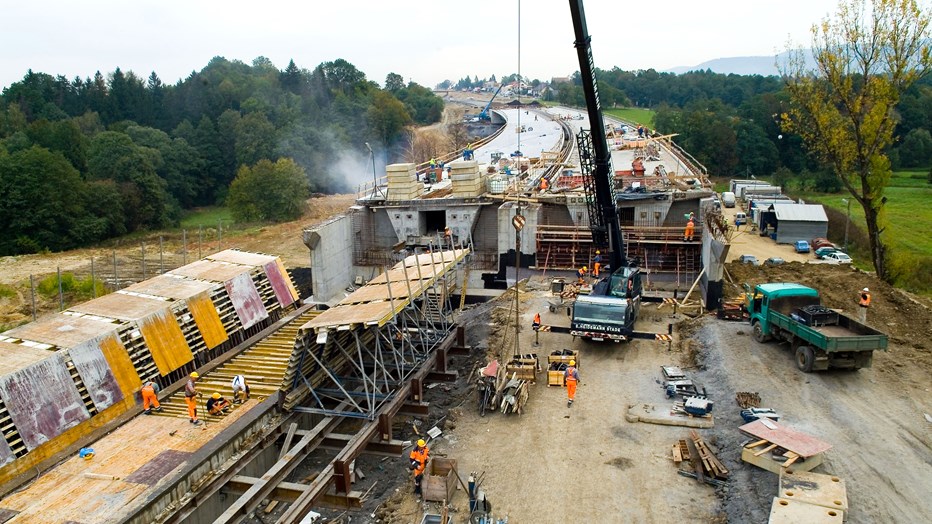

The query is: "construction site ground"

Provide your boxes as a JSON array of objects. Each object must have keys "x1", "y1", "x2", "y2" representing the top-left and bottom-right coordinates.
[{"x1": 2, "y1": 196, "x2": 932, "y2": 522}]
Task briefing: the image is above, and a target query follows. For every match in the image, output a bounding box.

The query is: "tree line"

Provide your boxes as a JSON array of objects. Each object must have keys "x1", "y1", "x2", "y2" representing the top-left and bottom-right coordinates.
[
  {"x1": 549, "y1": 67, "x2": 932, "y2": 186},
  {"x1": 0, "y1": 57, "x2": 443, "y2": 255}
]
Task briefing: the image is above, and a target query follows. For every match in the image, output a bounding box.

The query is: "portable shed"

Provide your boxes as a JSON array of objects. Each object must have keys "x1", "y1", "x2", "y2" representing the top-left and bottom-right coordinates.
[{"x1": 773, "y1": 204, "x2": 828, "y2": 244}]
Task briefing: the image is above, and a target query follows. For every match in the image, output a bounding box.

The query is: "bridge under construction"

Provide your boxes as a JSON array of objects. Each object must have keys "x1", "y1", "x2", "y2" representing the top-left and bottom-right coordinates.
[{"x1": 0, "y1": 247, "x2": 470, "y2": 523}]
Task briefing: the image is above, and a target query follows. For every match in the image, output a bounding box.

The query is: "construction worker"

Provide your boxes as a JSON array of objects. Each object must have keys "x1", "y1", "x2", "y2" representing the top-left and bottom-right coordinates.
[
  {"x1": 858, "y1": 287, "x2": 871, "y2": 324},
  {"x1": 533, "y1": 312, "x2": 541, "y2": 330},
  {"x1": 577, "y1": 266, "x2": 588, "y2": 285},
  {"x1": 206, "y1": 392, "x2": 231, "y2": 415},
  {"x1": 409, "y1": 439, "x2": 430, "y2": 497},
  {"x1": 564, "y1": 360, "x2": 579, "y2": 407},
  {"x1": 141, "y1": 381, "x2": 162, "y2": 415},
  {"x1": 593, "y1": 251, "x2": 602, "y2": 277},
  {"x1": 185, "y1": 372, "x2": 201, "y2": 425},
  {"x1": 540, "y1": 177, "x2": 549, "y2": 191},
  {"x1": 444, "y1": 226, "x2": 453, "y2": 248},
  {"x1": 684, "y1": 219, "x2": 695, "y2": 242},
  {"x1": 231, "y1": 374, "x2": 250, "y2": 404}
]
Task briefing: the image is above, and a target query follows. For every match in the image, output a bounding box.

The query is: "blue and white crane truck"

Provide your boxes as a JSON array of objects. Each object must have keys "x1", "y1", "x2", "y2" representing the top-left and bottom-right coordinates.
[{"x1": 745, "y1": 283, "x2": 888, "y2": 372}]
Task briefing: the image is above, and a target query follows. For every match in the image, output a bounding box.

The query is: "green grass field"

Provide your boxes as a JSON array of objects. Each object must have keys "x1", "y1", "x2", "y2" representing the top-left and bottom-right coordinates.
[
  {"x1": 604, "y1": 108, "x2": 655, "y2": 128},
  {"x1": 180, "y1": 207, "x2": 233, "y2": 229}
]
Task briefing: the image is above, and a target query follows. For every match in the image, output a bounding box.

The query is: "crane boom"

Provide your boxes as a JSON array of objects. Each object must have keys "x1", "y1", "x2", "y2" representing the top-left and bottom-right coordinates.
[
  {"x1": 569, "y1": 0, "x2": 625, "y2": 271},
  {"x1": 479, "y1": 84, "x2": 505, "y2": 121}
]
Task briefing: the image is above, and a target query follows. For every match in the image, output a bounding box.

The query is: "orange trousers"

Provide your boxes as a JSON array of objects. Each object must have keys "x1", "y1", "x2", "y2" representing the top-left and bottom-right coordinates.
[
  {"x1": 185, "y1": 396, "x2": 198, "y2": 421},
  {"x1": 142, "y1": 387, "x2": 160, "y2": 410},
  {"x1": 566, "y1": 378, "x2": 578, "y2": 400}
]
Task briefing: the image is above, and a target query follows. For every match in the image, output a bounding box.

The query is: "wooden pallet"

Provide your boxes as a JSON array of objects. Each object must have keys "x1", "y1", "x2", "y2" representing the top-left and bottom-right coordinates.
[{"x1": 690, "y1": 430, "x2": 729, "y2": 480}]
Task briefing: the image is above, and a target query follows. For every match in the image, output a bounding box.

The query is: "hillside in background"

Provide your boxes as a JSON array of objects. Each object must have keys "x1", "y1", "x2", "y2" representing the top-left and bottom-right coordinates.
[{"x1": 667, "y1": 50, "x2": 816, "y2": 76}]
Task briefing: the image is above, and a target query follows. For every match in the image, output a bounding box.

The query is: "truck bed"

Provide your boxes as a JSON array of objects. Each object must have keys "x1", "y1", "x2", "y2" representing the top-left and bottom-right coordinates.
[{"x1": 769, "y1": 310, "x2": 888, "y2": 352}]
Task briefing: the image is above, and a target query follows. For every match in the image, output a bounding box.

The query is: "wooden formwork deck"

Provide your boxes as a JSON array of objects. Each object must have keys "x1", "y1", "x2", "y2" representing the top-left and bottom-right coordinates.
[{"x1": 0, "y1": 310, "x2": 319, "y2": 523}]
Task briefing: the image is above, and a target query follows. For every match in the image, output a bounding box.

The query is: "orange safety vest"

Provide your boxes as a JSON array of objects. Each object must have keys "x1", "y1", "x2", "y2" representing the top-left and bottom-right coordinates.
[
  {"x1": 409, "y1": 446, "x2": 429, "y2": 475},
  {"x1": 533, "y1": 313, "x2": 541, "y2": 325},
  {"x1": 564, "y1": 366, "x2": 578, "y2": 383},
  {"x1": 859, "y1": 292, "x2": 871, "y2": 307},
  {"x1": 540, "y1": 178, "x2": 549, "y2": 190}
]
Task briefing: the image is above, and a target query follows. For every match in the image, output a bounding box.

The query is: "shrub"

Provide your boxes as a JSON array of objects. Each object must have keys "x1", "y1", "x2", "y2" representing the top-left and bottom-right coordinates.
[{"x1": 36, "y1": 273, "x2": 107, "y2": 301}]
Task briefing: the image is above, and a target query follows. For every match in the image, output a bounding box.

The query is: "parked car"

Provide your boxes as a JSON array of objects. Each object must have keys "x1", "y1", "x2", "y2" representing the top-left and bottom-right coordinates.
[
  {"x1": 764, "y1": 257, "x2": 785, "y2": 266},
  {"x1": 739, "y1": 254, "x2": 760, "y2": 265},
  {"x1": 794, "y1": 240, "x2": 811, "y2": 253},
  {"x1": 810, "y1": 237, "x2": 835, "y2": 250},
  {"x1": 814, "y1": 246, "x2": 838, "y2": 259},
  {"x1": 823, "y1": 252, "x2": 853, "y2": 264},
  {"x1": 735, "y1": 212, "x2": 748, "y2": 226}
]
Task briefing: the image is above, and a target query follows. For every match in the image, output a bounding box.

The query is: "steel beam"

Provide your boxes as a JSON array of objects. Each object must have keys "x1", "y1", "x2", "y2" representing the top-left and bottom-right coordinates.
[{"x1": 225, "y1": 476, "x2": 362, "y2": 508}]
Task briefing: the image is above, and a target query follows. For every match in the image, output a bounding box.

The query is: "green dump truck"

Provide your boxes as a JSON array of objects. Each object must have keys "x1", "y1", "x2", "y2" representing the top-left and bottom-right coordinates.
[{"x1": 745, "y1": 283, "x2": 888, "y2": 372}]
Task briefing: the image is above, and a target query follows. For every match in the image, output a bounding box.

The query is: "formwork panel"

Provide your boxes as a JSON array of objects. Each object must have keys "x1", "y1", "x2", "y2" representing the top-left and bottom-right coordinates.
[
  {"x1": 275, "y1": 259, "x2": 301, "y2": 302},
  {"x1": 98, "y1": 334, "x2": 141, "y2": 397},
  {"x1": 138, "y1": 310, "x2": 193, "y2": 376},
  {"x1": 169, "y1": 259, "x2": 251, "y2": 282},
  {"x1": 3, "y1": 315, "x2": 118, "y2": 349},
  {"x1": 122, "y1": 274, "x2": 215, "y2": 301},
  {"x1": 263, "y1": 261, "x2": 296, "y2": 307},
  {"x1": 207, "y1": 249, "x2": 277, "y2": 267},
  {"x1": 70, "y1": 293, "x2": 168, "y2": 322},
  {"x1": 0, "y1": 342, "x2": 51, "y2": 376},
  {"x1": 187, "y1": 292, "x2": 228, "y2": 350},
  {"x1": 69, "y1": 339, "x2": 124, "y2": 412},
  {"x1": 225, "y1": 272, "x2": 269, "y2": 330},
  {"x1": 0, "y1": 354, "x2": 89, "y2": 450}
]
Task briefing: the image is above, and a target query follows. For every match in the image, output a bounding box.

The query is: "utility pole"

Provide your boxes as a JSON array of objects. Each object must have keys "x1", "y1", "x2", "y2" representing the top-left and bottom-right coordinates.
[{"x1": 842, "y1": 198, "x2": 851, "y2": 254}]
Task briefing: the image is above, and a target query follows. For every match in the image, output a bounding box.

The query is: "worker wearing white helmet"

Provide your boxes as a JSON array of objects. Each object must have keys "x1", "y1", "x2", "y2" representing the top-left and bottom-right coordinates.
[{"x1": 858, "y1": 287, "x2": 871, "y2": 324}]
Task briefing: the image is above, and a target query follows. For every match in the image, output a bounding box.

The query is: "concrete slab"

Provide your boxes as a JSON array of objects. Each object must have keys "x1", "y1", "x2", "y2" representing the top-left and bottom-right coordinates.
[
  {"x1": 624, "y1": 403, "x2": 714, "y2": 428},
  {"x1": 780, "y1": 469, "x2": 848, "y2": 518},
  {"x1": 768, "y1": 497, "x2": 844, "y2": 523}
]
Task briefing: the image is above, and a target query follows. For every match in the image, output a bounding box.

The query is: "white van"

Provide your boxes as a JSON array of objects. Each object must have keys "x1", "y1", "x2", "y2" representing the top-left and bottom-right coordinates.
[
  {"x1": 721, "y1": 192, "x2": 736, "y2": 208},
  {"x1": 735, "y1": 212, "x2": 747, "y2": 226}
]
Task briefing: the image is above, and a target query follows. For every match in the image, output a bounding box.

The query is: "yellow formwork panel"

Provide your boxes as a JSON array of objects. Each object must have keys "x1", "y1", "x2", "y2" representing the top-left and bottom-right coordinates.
[
  {"x1": 139, "y1": 309, "x2": 193, "y2": 376},
  {"x1": 275, "y1": 258, "x2": 300, "y2": 302},
  {"x1": 98, "y1": 335, "x2": 141, "y2": 397},
  {"x1": 188, "y1": 292, "x2": 228, "y2": 350}
]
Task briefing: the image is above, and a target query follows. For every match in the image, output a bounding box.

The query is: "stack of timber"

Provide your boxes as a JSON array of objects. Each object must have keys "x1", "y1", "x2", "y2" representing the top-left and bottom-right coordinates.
[
  {"x1": 689, "y1": 430, "x2": 729, "y2": 481},
  {"x1": 386, "y1": 163, "x2": 422, "y2": 201},
  {"x1": 498, "y1": 375, "x2": 529, "y2": 415},
  {"x1": 504, "y1": 354, "x2": 539, "y2": 383},
  {"x1": 739, "y1": 419, "x2": 832, "y2": 474},
  {"x1": 448, "y1": 160, "x2": 484, "y2": 198},
  {"x1": 717, "y1": 299, "x2": 748, "y2": 321},
  {"x1": 736, "y1": 391, "x2": 762, "y2": 409}
]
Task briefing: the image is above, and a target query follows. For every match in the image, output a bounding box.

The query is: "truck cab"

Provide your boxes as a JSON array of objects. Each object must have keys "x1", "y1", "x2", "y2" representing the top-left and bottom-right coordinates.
[{"x1": 570, "y1": 294, "x2": 636, "y2": 342}]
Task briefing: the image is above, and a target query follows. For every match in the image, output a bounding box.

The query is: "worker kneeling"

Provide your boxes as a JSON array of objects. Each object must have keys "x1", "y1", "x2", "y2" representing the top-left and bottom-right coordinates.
[
  {"x1": 409, "y1": 439, "x2": 430, "y2": 497},
  {"x1": 206, "y1": 392, "x2": 231, "y2": 416}
]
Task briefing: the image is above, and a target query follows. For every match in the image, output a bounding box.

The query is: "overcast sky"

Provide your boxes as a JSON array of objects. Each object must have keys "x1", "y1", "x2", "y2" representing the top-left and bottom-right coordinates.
[{"x1": 1, "y1": 0, "x2": 841, "y2": 91}]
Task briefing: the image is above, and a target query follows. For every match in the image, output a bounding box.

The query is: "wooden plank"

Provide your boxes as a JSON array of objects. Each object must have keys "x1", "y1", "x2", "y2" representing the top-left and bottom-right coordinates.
[
  {"x1": 122, "y1": 274, "x2": 214, "y2": 301},
  {"x1": 3, "y1": 315, "x2": 118, "y2": 349},
  {"x1": 139, "y1": 309, "x2": 193, "y2": 376},
  {"x1": 275, "y1": 259, "x2": 301, "y2": 303},
  {"x1": 671, "y1": 444, "x2": 682, "y2": 463},
  {"x1": 170, "y1": 259, "x2": 252, "y2": 282},
  {"x1": 739, "y1": 420, "x2": 832, "y2": 458},
  {"x1": 264, "y1": 261, "x2": 296, "y2": 308},
  {"x1": 753, "y1": 443, "x2": 778, "y2": 457},
  {"x1": 188, "y1": 291, "x2": 228, "y2": 350},
  {"x1": 279, "y1": 423, "x2": 298, "y2": 460},
  {"x1": 0, "y1": 353, "x2": 89, "y2": 451},
  {"x1": 0, "y1": 342, "x2": 52, "y2": 376},
  {"x1": 225, "y1": 272, "x2": 269, "y2": 330},
  {"x1": 98, "y1": 335, "x2": 141, "y2": 397},
  {"x1": 69, "y1": 338, "x2": 124, "y2": 412},
  {"x1": 69, "y1": 293, "x2": 169, "y2": 322},
  {"x1": 207, "y1": 249, "x2": 277, "y2": 267},
  {"x1": 768, "y1": 497, "x2": 844, "y2": 523},
  {"x1": 746, "y1": 439, "x2": 769, "y2": 449}
]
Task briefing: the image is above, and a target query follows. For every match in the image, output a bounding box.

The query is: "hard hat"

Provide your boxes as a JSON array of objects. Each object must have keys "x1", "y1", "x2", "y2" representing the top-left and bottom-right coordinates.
[
  {"x1": 596, "y1": 250, "x2": 600, "y2": 254},
  {"x1": 417, "y1": 439, "x2": 426, "y2": 448},
  {"x1": 569, "y1": 360, "x2": 576, "y2": 366},
  {"x1": 211, "y1": 392, "x2": 221, "y2": 399},
  {"x1": 190, "y1": 372, "x2": 199, "y2": 378},
  {"x1": 582, "y1": 266, "x2": 588, "y2": 270},
  {"x1": 863, "y1": 287, "x2": 869, "y2": 292}
]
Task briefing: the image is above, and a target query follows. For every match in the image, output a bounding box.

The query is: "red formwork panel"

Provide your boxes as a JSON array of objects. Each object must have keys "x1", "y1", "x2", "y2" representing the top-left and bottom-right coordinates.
[
  {"x1": 69, "y1": 338, "x2": 124, "y2": 412},
  {"x1": 225, "y1": 272, "x2": 269, "y2": 330},
  {"x1": 0, "y1": 353, "x2": 89, "y2": 450},
  {"x1": 263, "y1": 261, "x2": 296, "y2": 308}
]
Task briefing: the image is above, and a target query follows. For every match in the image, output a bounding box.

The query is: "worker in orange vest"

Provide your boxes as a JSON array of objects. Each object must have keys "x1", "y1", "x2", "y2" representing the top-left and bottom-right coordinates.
[
  {"x1": 683, "y1": 219, "x2": 695, "y2": 242},
  {"x1": 185, "y1": 372, "x2": 201, "y2": 425},
  {"x1": 858, "y1": 287, "x2": 871, "y2": 324},
  {"x1": 540, "y1": 177, "x2": 549, "y2": 191},
  {"x1": 564, "y1": 360, "x2": 579, "y2": 407},
  {"x1": 141, "y1": 381, "x2": 162, "y2": 415},
  {"x1": 577, "y1": 266, "x2": 588, "y2": 285},
  {"x1": 409, "y1": 439, "x2": 430, "y2": 496},
  {"x1": 532, "y1": 312, "x2": 541, "y2": 330},
  {"x1": 593, "y1": 251, "x2": 602, "y2": 277}
]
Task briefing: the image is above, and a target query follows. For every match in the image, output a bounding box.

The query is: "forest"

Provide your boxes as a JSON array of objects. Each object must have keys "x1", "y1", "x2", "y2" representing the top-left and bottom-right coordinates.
[{"x1": 0, "y1": 57, "x2": 443, "y2": 255}]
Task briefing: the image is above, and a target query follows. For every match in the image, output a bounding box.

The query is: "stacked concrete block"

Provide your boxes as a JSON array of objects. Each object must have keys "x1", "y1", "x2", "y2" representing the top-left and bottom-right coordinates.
[
  {"x1": 448, "y1": 160, "x2": 484, "y2": 198},
  {"x1": 386, "y1": 163, "x2": 421, "y2": 201}
]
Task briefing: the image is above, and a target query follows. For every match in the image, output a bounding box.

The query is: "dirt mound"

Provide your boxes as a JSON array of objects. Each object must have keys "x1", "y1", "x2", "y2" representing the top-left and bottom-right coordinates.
[{"x1": 725, "y1": 261, "x2": 932, "y2": 371}]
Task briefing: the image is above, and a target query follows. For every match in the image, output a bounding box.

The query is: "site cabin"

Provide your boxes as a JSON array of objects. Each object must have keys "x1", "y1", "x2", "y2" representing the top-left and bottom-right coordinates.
[{"x1": 745, "y1": 283, "x2": 888, "y2": 372}]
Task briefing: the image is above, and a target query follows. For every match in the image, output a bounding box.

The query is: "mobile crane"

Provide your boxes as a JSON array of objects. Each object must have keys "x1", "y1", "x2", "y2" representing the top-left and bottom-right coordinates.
[{"x1": 465, "y1": 84, "x2": 504, "y2": 123}]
